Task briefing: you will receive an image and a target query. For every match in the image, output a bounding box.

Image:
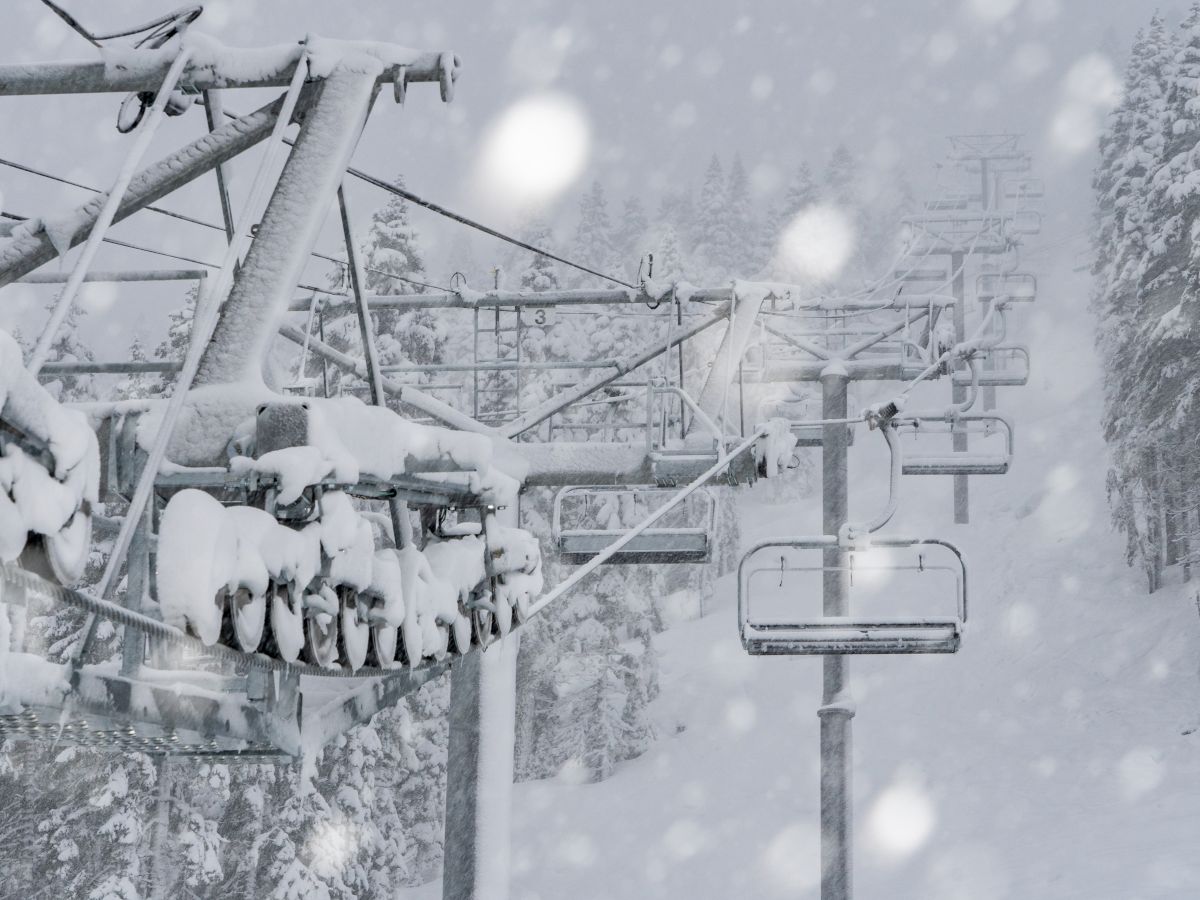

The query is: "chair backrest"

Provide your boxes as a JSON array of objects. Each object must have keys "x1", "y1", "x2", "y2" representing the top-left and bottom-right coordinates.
[{"x1": 737, "y1": 536, "x2": 967, "y2": 655}]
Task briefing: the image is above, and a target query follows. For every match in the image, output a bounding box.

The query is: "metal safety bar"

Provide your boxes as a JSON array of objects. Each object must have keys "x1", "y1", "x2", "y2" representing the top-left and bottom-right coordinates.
[
  {"x1": 895, "y1": 413, "x2": 1014, "y2": 476},
  {"x1": 951, "y1": 344, "x2": 1030, "y2": 387},
  {"x1": 737, "y1": 536, "x2": 967, "y2": 655}
]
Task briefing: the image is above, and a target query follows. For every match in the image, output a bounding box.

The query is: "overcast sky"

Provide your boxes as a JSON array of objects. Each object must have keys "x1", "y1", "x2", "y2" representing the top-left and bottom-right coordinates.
[{"x1": 0, "y1": 0, "x2": 1159, "y2": 349}]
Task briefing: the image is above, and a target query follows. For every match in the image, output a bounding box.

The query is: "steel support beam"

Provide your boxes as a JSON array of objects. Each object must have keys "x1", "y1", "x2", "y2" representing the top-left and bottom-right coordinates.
[
  {"x1": 0, "y1": 44, "x2": 453, "y2": 95},
  {"x1": 196, "y1": 62, "x2": 381, "y2": 384},
  {"x1": 951, "y1": 251, "x2": 968, "y2": 524},
  {"x1": 444, "y1": 503, "x2": 521, "y2": 900},
  {"x1": 17, "y1": 269, "x2": 206, "y2": 283},
  {"x1": 689, "y1": 286, "x2": 769, "y2": 435},
  {"x1": 0, "y1": 93, "x2": 309, "y2": 287},
  {"x1": 286, "y1": 287, "x2": 932, "y2": 314},
  {"x1": 820, "y1": 365, "x2": 853, "y2": 900}
]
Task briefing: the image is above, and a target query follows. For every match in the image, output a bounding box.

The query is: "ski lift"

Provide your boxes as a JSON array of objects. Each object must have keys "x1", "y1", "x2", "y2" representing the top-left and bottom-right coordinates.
[
  {"x1": 738, "y1": 536, "x2": 967, "y2": 655},
  {"x1": 952, "y1": 344, "x2": 1030, "y2": 387},
  {"x1": 893, "y1": 266, "x2": 949, "y2": 283},
  {"x1": 791, "y1": 422, "x2": 856, "y2": 448},
  {"x1": 552, "y1": 484, "x2": 716, "y2": 564},
  {"x1": 1006, "y1": 209, "x2": 1041, "y2": 236},
  {"x1": 896, "y1": 413, "x2": 1014, "y2": 476},
  {"x1": 1002, "y1": 177, "x2": 1044, "y2": 200},
  {"x1": 924, "y1": 194, "x2": 975, "y2": 211},
  {"x1": 976, "y1": 272, "x2": 1036, "y2": 303}
]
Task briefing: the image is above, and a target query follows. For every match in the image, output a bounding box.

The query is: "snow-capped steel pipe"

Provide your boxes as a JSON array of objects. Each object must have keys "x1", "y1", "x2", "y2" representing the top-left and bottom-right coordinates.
[
  {"x1": 0, "y1": 41, "x2": 458, "y2": 95},
  {"x1": 196, "y1": 59, "x2": 380, "y2": 384},
  {"x1": 17, "y1": 268, "x2": 206, "y2": 283}
]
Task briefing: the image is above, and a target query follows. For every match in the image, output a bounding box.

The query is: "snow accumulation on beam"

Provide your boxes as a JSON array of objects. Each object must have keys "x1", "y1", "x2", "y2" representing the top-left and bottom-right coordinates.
[
  {"x1": 144, "y1": 388, "x2": 541, "y2": 668},
  {"x1": 0, "y1": 330, "x2": 97, "y2": 585},
  {"x1": 0, "y1": 32, "x2": 460, "y2": 95},
  {"x1": 156, "y1": 484, "x2": 543, "y2": 667},
  {"x1": 196, "y1": 60, "x2": 382, "y2": 386}
]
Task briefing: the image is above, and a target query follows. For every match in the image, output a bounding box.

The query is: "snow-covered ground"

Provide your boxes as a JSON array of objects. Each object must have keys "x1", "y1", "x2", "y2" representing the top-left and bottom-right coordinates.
[{"x1": 403, "y1": 258, "x2": 1200, "y2": 899}]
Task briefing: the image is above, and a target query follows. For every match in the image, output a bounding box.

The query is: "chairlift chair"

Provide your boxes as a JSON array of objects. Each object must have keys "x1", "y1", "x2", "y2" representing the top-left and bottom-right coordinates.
[
  {"x1": 1002, "y1": 177, "x2": 1044, "y2": 200},
  {"x1": 1006, "y1": 209, "x2": 1042, "y2": 236},
  {"x1": 552, "y1": 484, "x2": 716, "y2": 564},
  {"x1": 738, "y1": 536, "x2": 967, "y2": 655},
  {"x1": 976, "y1": 272, "x2": 1037, "y2": 303},
  {"x1": 952, "y1": 344, "x2": 1030, "y2": 387},
  {"x1": 924, "y1": 194, "x2": 975, "y2": 211},
  {"x1": 896, "y1": 413, "x2": 1014, "y2": 476},
  {"x1": 791, "y1": 422, "x2": 855, "y2": 448},
  {"x1": 893, "y1": 266, "x2": 949, "y2": 283}
]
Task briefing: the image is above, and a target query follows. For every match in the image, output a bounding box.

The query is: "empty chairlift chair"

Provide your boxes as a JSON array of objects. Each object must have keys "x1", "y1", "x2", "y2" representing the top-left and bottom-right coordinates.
[
  {"x1": 952, "y1": 344, "x2": 1030, "y2": 387},
  {"x1": 976, "y1": 272, "x2": 1037, "y2": 303},
  {"x1": 896, "y1": 413, "x2": 1014, "y2": 476},
  {"x1": 738, "y1": 536, "x2": 967, "y2": 655},
  {"x1": 1002, "y1": 177, "x2": 1045, "y2": 201},
  {"x1": 553, "y1": 485, "x2": 716, "y2": 564}
]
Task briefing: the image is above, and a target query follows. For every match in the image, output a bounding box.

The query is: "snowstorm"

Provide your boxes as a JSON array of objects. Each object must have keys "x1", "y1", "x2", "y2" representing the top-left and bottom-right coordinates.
[{"x1": 0, "y1": 1, "x2": 1190, "y2": 899}]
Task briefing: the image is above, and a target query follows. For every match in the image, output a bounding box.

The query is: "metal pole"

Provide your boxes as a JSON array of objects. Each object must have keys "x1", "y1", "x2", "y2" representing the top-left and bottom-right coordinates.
[
  {"x1": 820, "y1": 364, "x2": 853, "y2": 900},
  {"x1": 196, "y1": 61, "x2": 381, "y2": 385},
  {"x1": 473, "y1": 306, "x2": 480, "y2": 420},
  {"x1": 203, "y1": 89, "x2": 238, "y2": 245},
  {"x1": 951, "y1": 251, "x2": 968, "y2": 524},
  {"x1": 338, "y1": 184, "x2": 408, "y2": 547},
  {"x1": 444, "y1": 502, "x2": 521, "y2": 900},
  {"x1": 978, "y1": 158, "x2": 996, "y2": 411}
]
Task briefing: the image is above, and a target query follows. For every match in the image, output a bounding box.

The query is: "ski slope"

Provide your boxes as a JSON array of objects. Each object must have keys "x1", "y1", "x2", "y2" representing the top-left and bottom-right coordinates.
[{"x1": 407, "y1": 260, "x2": 1200, "y2": 899}]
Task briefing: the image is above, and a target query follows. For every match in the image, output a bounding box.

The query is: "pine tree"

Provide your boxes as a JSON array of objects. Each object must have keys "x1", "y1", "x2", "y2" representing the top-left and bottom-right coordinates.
[
  {"x1": 37, "y1": 296, "x2": 95, "y2": 402},
  {"x1": 824, "y1": 144, "x2": 858, "y2": 211},
  {"x1": 568, "y1": 181, "x2": 620, "y2": 288},
  {"x1": 360, "y1": 176, "x2": 443, "y2": 369},
  {"x1": 652, "y1": 223, "x2": 687, "y2": 281},
  {"x1": 114, "y1": 333, "x2": 156, "y2": 401},
  {"x1": 1093, "y1": 13, "x2": 1196, "y2": 590},
  {"x1": 767, "y1": 161, "x2": 819, "y2": 259},
  {"x1": 518, "y1": 220, "x2": 561, "y2": 293},
  {"x1": 692, "y1": 154, "x2": 731, "y2": 280},
  {"x1": 154, "y1": 286, "x2": 197, "y2": 394},
  {"x1": 612, "y1": 195, "x2": 649, "y2": 279},
  {"x1": 725, "y1": 155, "x2": 758, "y2": 276},
  {"x1": 824, "y1": 144, "x2": 867, "y2": 282}
]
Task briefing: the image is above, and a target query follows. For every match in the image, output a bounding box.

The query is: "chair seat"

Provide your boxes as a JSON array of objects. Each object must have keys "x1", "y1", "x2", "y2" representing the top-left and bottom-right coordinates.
[
  {"x1": 743, "y1": 617, "x2": 961, "y2": 655},
  {"x1": 902, "y1": 455, "x2": 1009, "y2": 476},
  {"x1": 559, "y1": 529, "x2": 710, "y2": 565}
]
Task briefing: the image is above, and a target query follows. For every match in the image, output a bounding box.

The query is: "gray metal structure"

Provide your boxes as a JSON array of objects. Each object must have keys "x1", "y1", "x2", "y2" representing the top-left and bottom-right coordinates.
[{"x1": 0, "y1": 24, "x2": 1041, "y2": 900}]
